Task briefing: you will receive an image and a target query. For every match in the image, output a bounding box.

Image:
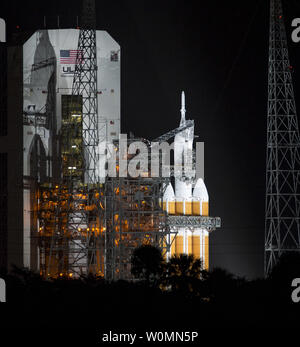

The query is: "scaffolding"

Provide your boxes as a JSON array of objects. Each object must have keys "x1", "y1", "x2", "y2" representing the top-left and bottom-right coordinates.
[
  {"x1": 104, "y1": 138, "x2": 172, "y2": 280},
  {"x1": 37, "y1": 183, "x2": 105, "y2": 277},
  {"x1": 33, "y1": 0, "x2": 220, "y2": 280},
  {"x1": 34, "y1": 0, "x2": 174, "y2": 280},
  {"x1": 168, "y1": 215, "x2": 221, "y2": 230},
  {"x1": 37, "y1": 0, "x2": 104, "y2": 278}
]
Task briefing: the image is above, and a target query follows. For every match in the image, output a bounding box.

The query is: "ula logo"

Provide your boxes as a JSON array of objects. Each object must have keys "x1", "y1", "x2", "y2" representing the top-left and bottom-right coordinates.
[
  {"x1": 291, "y1": 278, "x2": 300, "y2": 303},
  {"x1": 0, "y1": 278, "x2": 6, "y2": 302},
  {"x1": 0, "y1": 18, "x2": 5, "y2": 43},
  {"x1": 292, "y1": 18, "x2": 300, "y2": 43}
]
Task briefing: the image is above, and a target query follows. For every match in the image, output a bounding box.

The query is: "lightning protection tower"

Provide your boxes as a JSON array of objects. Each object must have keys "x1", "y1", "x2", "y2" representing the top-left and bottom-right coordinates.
[
  {"x1": 63, "y1": 0, "x2": 101, "y2": 276},
  {"x1": 265, "y1": 0, "x2": 300, "y2": 275},
  {"x1": 72, "y1": 0, "x2": 98, "y2": 185},
  {"x1": 40, "y1": 0, "x2": 104, "y2": 278}
]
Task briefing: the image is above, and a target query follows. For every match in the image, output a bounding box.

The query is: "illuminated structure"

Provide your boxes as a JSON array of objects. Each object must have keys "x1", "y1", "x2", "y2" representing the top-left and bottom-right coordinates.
[
  {"x1": 1, "y1": 1, "x2": 220, "y2": 278},
  {"x1": 162, "y1": 92, "x2": 220, "y2": 270},
  {"x1": 22, "y1": 1, "x2": 120, "y2": 276},
  {"x1": 104, "y1": 138, "x2": 170, "y2": 280}
]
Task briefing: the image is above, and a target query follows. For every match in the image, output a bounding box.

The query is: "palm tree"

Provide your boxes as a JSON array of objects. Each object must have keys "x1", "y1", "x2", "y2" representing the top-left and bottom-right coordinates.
[
  {"x1": 131, "y1": 245, "x2": 164, "y2": 286},
  {"x1": 165, "y1": 254, "x2": 203, "y2": 296}
]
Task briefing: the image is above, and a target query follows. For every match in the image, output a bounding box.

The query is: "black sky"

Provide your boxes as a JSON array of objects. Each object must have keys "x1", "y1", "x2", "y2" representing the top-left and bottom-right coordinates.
[{"x1": 2, "y1": 0, "x2": 300, "y2": 278}]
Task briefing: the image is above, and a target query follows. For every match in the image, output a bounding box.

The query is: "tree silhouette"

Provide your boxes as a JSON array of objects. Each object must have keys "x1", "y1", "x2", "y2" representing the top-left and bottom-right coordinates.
[
  {"x1": 2, "y1": 256, "x2": 300, "y2": 329},
  {"x1": 202, "y1": 267, "x2": 239, "y2": 303},
  {"x1": 165, "y1": 254, "x2": 203, "y2": 296},
  {"x1": 131, "y1": 245, "x2": 164, "y2": 286}
]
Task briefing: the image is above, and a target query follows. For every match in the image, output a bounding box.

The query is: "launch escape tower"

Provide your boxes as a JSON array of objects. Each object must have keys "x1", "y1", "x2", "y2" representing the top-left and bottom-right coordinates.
[{"x1": 265, "y1": 0, "x2": 300, "y2": 275}]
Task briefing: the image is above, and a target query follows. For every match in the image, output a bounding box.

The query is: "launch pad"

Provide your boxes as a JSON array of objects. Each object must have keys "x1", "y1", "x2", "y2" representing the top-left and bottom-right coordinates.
[{"x1": 0, "y1": 0, "x2": 221, "y2": 280}]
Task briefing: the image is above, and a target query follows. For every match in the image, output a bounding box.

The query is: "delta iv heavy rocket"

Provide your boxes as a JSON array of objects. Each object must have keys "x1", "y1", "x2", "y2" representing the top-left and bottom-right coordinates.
[{"x1": 163, "y1": 92, "x2": 210, "y2": 269}]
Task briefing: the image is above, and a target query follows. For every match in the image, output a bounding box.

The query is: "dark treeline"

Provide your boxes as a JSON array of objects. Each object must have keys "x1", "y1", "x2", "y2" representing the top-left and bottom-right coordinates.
[{"x1": 0, "y1": 246, "x2": 300, "y2": 329}]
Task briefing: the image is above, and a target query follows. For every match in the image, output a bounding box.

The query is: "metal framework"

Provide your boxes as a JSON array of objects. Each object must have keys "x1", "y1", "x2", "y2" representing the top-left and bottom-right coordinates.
[
  {"x1": 36, "y1": 1, "x2": 219, "y2": 279},
  {"x1": 152, "y1": 120, "x2": 194, "y2": 143},
  {"x1": 72, "y1": 0, "x2": 98, "y2": 185},
  {"x1": 38, "y1": 0, "x2": 104, "y2": 278},
  {"x1": 102, "y1": 117, "x2": 196, "y2": 280},
  {"x1": 265, "y1": 0, "x2": 300, "y2": 275},
  {"x1": 104, "y1": 138, "x2": 172, "y2": 280},
  {"x1": 168, "y1": 215, "x2": 221, "y2": 230}
]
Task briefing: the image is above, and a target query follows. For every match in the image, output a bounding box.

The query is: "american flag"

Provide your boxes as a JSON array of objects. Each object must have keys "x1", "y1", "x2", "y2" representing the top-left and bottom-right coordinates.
[{"x1": 60, "y1": 50, "x2": 83, "y2": 64}]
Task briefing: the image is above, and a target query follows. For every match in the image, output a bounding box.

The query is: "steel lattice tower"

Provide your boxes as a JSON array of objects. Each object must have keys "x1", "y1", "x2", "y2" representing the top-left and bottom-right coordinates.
[
  {"x1": 265, "y1": 0, "x2": 300, "y2": 275},
  {"x1": 72, "y1": 0, "x2": 98, "y2": 185},
  {"x1": 39, "y1": 0, "x2": 104, "y2": 278},
  {"x1": 63, "y1": 0, "x2": 100, "y2": 275}
]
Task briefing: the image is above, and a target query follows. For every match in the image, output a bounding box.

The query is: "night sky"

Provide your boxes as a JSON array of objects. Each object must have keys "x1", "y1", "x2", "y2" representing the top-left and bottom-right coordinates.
[{"x1": 2, "y1": 0, "x2": 300, "y2": 278}]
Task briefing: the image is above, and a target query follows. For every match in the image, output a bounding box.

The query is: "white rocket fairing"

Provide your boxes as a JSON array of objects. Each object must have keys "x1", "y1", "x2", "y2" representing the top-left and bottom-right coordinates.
[
  {"x1": 162, "y1": 182, "x2": 175, "y2": 214},
  {"x1": 193, "y1": 178, "x2": 209, "y2": 216},
  {"x1": 163, "y1": 182, "x2": 175, "y2": 200},
  {"x1": 193, "y1": 178, "x2": 208, "y2": 200}
]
